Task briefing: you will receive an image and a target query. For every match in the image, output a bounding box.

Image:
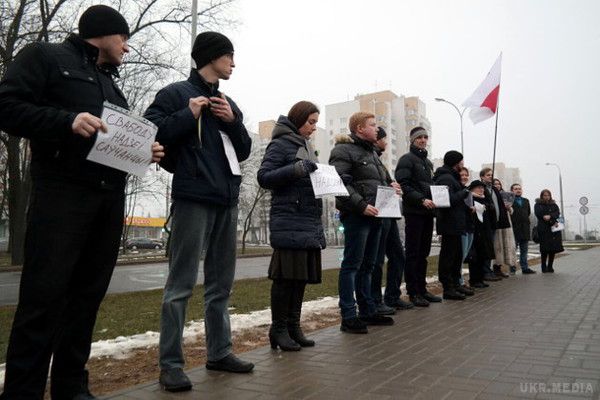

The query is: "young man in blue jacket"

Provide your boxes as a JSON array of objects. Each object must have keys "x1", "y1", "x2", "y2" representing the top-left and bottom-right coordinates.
[{"x1": 144, "y1": 32, "x2": 253, "y2": 392}]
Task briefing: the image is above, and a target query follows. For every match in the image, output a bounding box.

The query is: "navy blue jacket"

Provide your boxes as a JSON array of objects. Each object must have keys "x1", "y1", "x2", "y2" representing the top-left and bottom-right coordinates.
[
  {"x1": 432, "y1": 165, "x2": 469, "y2": 236},
  {"x1": 257, "y1": 116, "x2": 325, "y2": 250},
  {"x1": 144, "y1": 70, "x2": 251, "y2": 206}
]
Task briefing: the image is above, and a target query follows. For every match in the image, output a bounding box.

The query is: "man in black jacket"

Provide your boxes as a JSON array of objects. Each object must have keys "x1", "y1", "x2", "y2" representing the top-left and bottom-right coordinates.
[
  {"x1": 433, "y1": 151, "x2": 472, "y2": 300},
  {"x1": 510, "y1": 183, "x2": 536, "y2": 274},
  {"x1": 0, "y1": 6, "x2": 164, "y2": 400},
  {"x1": 329, "y1": 112, "x2": 395, "y2": 334},
  {"x1": 395, "y1": 127, "x2": 442, "y2": 307},
  {"x1": 144, "y1": 32, "x2": 253, "y2": 392}
]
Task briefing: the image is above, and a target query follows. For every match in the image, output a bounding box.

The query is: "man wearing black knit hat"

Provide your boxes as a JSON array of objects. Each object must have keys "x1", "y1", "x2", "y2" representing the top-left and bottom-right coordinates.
[
  {"x1": 433, "y1": 151, "x2": 472, "y2": 300},
  {"x1": 395, "y1": 127, "x2": 441, "y2": 307},
  {"x1": 144, "y1": 32, "x2": 253, "y2": 392},
  {"x1": 0, "y1": 5, "x2": 164, "y2": 400}
]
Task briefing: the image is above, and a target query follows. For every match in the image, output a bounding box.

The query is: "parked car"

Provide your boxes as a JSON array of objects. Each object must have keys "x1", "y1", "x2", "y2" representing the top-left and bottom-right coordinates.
[{"x1": 125, "y1": 238, "x2": 164, "y2": 250}]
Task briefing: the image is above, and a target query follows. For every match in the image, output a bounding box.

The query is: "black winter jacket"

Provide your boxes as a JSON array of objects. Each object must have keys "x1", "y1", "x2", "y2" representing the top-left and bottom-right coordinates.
[
  {"x1": 328, "y1": 134, "x2": 389, "y2": 216},
  {"x1": 0, "y1": 34, "x2": 129, "y2": 190},
  {"x1": 511, "y1": 196, "x2": 531, "y2": 241},
  {"x1": 144, "y1": 70, "x2": 251, "y2": 206},
  {"x1": 257, "y1": 116, "x2": 325, "y2": 250},
  {"x1": 483, "y1": 185, "x2": 511, "y2": 230},
  {"x1": 534, "y1": 199, "x2": 564, "y2": 254},
  {"x1": 466, "y1": 196, "x2": 496, "y2": 263},
  {"x1": 395, "y1": 145, "x2": 434, "y2": 216},
  {"x1": 432, "y1": 165, "x2": 469, "y2": 236}
]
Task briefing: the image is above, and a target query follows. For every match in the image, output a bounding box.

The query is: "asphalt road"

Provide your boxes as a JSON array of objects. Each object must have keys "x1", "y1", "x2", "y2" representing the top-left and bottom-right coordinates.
[{"x1": 0, "y1": 246, "x2": 442, "y2": 306}]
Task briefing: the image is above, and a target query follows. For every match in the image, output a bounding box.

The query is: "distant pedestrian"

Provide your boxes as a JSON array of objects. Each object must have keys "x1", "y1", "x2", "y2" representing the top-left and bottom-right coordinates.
[
  {"x1": 510, "y1": 183, "x2": 536, "y2": 274},
  {"x1": 257, "y1": 101, "x2": 325, "y2": 351},
  {"x1": 534, "y1": 189, "x2": 564, "y2": 273}
]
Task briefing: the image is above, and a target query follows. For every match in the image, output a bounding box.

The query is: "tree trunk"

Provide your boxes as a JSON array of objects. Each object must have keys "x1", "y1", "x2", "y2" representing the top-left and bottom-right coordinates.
[{"x1": 7, "y1": 136, "x2": 30, "y2": 265}]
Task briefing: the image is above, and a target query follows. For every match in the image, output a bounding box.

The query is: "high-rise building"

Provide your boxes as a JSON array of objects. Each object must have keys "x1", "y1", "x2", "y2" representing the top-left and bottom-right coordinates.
[{"x1": 322, "y1": 91, "x2": 430, "y2": 173}]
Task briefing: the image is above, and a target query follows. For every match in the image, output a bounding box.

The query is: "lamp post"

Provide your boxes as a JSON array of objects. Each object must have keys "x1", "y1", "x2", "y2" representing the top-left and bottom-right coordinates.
[
  {"x1": 545, "y1": 162, "x2": 565, "y2": 229},
  {"x1": 434, "y1": 97, "x2": 467, "y2": 154},
  {"x1": 191, "y1": 0, "x2": 198, "y2": 68}
]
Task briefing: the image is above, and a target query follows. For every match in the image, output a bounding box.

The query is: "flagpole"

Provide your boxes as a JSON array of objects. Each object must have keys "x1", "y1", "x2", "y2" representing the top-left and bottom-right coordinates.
[{"x1": 491, "y1": 103, "x2": 500, "y2": 179}]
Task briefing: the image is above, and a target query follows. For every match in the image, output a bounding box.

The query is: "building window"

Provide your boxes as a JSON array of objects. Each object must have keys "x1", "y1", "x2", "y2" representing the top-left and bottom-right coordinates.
[
  {"x1": 340, "y1": 127, "x2": 348, "y2": 134},
  {"x1": 329, "y1": 119, "x2": 333, "y2": 126},
  {"x1": 340, "y1": 117, "x2": 347, "y2": 124}
]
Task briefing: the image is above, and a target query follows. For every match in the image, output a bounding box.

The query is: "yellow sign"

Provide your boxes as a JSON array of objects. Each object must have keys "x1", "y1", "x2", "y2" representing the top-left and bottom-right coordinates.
[{"x1": 124, "y1": 216, "x2": 166, "y2": 228}]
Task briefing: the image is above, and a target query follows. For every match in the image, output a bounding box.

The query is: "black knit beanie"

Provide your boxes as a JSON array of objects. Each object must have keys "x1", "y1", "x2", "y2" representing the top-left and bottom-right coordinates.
[
  {"x1": 443, "y1": 150, "x2": 464, "y2": 167},
  {"x1": 192, "y1": 32, "x2": 234, "y2": 69},
  {"x1": 377, "y1": 127, "x2": 387, "y2": 140},
  {"x1": 78, "y1": 5, "x2": 130, "y2": 39}
]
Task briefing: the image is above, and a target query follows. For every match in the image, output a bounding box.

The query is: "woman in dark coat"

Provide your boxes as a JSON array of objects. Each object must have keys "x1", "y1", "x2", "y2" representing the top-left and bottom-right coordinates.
[
  {"x1": 257, "y1": 101, "x2": 325, "y2": 351},
  {"x1": 534, "y1": 189, "x2": 564, "y2": 273}
]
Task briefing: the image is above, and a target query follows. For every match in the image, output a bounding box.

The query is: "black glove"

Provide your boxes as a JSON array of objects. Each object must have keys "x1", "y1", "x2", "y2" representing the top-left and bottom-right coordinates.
[
  {"x1": 293, "y1": 159, "x2": 318, "y2": 177},
  {"x1": 340, "y1": 174, "x2": 353, "y2": 185}
]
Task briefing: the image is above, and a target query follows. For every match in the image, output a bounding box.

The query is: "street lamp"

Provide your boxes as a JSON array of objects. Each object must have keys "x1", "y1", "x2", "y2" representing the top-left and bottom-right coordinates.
[
  {"x1": 434, "y1": 98, "x2": 467, "y2": 154},
  {"x1": 545, "y1": 162, "x2": 565, "y2": 229}
]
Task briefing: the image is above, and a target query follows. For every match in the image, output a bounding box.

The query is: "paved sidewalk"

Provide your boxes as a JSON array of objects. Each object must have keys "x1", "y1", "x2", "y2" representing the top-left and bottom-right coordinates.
[{"x1": 106, "y1": 247, "x2": 600, "y2": 399}]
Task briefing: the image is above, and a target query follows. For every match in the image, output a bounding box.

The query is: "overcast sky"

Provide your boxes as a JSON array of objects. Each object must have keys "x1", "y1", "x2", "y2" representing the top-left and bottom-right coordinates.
[{"x1": 208, "y1": 0, "x2": 599, "y2": 234}]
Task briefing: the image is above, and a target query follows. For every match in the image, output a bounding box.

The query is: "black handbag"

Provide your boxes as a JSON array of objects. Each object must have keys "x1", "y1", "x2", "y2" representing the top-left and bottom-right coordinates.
[{"x1": 532, "y1": 225, "x2": 540, "y2": 243}]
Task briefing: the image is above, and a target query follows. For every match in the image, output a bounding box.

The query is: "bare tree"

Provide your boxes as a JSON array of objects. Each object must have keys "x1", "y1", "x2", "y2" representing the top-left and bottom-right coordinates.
[
  {"x1": 238, "y1": 135, "x2": 271, "y2": 253},
  {"x1": 0, "y1": 0, "x2": 238, "y2": 265}
]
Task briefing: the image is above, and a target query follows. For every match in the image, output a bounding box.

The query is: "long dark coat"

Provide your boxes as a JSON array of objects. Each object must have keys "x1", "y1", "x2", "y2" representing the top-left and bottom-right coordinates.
[
  {"x1": 534, "y1": 199, "x2": 564, "y2": 254},
  {"x1": 511, "y1": 197, "x2": 531, "y2": 241}
]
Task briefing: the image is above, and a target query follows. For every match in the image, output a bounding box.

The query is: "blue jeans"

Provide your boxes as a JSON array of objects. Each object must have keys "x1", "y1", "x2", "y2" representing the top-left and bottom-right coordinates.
[
  {"x1": 372, "y1": 220, "x2": 406, "y2": 306},
  {"x1": 517, "y1": 239, "x2": 529, "y2": 270},
  {"x1": 459, "y1": 233, "x2": 474, "y2": 285},
  {"x1": 159, "y1": 200, "x2": 238, "y2": 368},
  {"x1": 338, "y1": 214, "x2": 382, "y2": 320}
]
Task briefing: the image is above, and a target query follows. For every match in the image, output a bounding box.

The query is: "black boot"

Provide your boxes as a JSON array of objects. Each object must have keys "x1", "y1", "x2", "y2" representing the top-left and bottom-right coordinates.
[
  {"x1": 269, "y1": 281, "x2": 301, "y2": 351},
  {"x1": 288, "y1": 281, "x2": 315, "y2": 347}
]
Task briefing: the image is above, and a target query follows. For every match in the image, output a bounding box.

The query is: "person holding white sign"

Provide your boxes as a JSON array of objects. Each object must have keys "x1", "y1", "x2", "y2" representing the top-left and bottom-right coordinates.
[
  {"x1": 257, "y1": 101, "x2": 325, "y2": 352},
  {"x1": 534, "y1": 189, "x2": 564, "y2": 273},
  {"x1": 432, "y1": 151, "x2": 472, "y2": 300},
  {"x1": 144, "y1": 32, "x2": 253, "y2": 391},
  {"x1": 329, "y1": 112, "x2": 395, "y2": 334},
  {"x1": 395, "y1": 127, "x2": 441, "y2": 307},
  {"x1": 0, "y1": 6, "x2": 165, "y2": 399}
]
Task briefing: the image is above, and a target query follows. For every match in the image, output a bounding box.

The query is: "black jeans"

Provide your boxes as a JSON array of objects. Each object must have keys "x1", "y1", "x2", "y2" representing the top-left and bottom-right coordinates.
[
  {"x1": 404, "y1": 214, "x2": 433, "y2": 296},
  {"x1": 372, "y1": 219, "x2": 406, "y2": 306},
  {"x1": 468, "y1": 258, "x2": 487, "y2": 285},
  {"x1": 438, "y1": 234, "x2": 462, "y2": 291},
  {"x1": 0, "y1": 180, "x2": 124, "y2": 400}
]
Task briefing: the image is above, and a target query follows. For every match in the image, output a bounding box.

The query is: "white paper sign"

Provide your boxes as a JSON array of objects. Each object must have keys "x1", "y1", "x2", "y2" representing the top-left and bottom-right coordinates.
[
  {"x1": 309, "y1": 164, "x2": 349, "y2": 198},
  {"x1": 87, "y1": 102, "x2": 156, "y2": 178},
  {"x1": 551, "y1": 222, "x2": 565, "y2": 232},
  {"x1": 375, "y1": 186, "x2": 402, "y2": 218},
  {"x1": 220, "y1": 131, "x2": 241, "y2": 176},
  {"x1": 430, "y1": 185, "x2": 450, "y2": 208}
]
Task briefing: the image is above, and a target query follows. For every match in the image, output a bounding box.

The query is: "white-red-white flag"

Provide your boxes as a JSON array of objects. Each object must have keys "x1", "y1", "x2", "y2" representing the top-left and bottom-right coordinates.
[{"x1": 463, "y1": 53, "x2": 502, "y2": 124}]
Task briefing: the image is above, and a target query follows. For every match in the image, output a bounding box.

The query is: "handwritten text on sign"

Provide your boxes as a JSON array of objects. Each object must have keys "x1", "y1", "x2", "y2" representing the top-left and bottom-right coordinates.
[
  {"x1": 87, "y1": 102, "x2": 157, "y2": 178},
  {"x1": 309, "y1": 164, "x2": 349, "y2": 198},
  {"x1": 375, "y1": 186, "x2": 402, "y2": 218}
]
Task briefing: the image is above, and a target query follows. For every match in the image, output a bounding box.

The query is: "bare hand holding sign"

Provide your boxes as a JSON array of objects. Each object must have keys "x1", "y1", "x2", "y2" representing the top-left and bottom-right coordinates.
[{"x1": 87, "y1": 102, "x2": 157, "y2": 178}]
